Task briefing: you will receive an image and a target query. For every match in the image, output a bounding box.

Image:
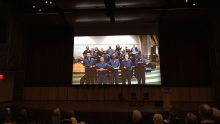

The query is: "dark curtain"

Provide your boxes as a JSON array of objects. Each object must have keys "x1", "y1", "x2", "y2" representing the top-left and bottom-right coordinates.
[
  {"x1": 25, "y1": 26, "x2": 73, "y2": 86},
  {"x1": 159, "y1": 22, "x2": 211, "y2": 86}
]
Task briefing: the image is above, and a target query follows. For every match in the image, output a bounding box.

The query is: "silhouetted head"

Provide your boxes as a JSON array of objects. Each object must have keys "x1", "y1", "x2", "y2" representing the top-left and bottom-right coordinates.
[
  {"x1": 132, "y1": 109, "x2": 143, "y2": 123},
  {"x1": 185, "y1": 112, "x2": 198, "y2": 124},
  {"x1": 198, "y1": 104, "x2": 213, "y2": 120},
  {"x1": 153, "y1": 113, "x2": 164, "y2": 124}
]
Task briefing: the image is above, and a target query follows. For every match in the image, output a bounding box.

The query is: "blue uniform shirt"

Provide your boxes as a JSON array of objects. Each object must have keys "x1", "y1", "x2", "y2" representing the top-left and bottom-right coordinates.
[
  {"x1": 135, "y1": 57, "x2": 146, "y2": 65},
  {"x1": 83, "y1": 59, "x2": 95, "y2": 66},
  {"x1": 96, "y1": 62, "x2": 108, "y2": 70},
  {"x1": 103, "y1": 55, "x2": 110, "y2": 63},
  {"x1": 110, "y1": 59, "x2": 120, "y2": 68},
  {"x1": 107, "y1": 48, "x2": 113, "y2": 56},
  {"x1": 122, "y1": 60, "x2": 133, "y2": 68}
]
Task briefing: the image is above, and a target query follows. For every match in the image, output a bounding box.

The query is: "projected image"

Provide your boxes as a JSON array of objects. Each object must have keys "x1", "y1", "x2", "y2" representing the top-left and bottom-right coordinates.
[{"x1": 72, "y1": 35, "x2": 161, "y2": 85}]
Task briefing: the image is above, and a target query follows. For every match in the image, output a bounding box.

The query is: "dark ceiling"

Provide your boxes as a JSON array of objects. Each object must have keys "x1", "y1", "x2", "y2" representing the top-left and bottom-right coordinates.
[
  {"x1": 15, "y1": 0, "x2": 217, "y2": 26},
  {"x1": 0, "y1": 0, "x2": 218, "y2": 28}
]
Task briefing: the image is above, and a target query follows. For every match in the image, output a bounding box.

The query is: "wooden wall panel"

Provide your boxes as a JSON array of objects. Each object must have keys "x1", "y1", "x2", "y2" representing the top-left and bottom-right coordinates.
[
  {"x1": 87, "y1": 87, "x2": 96, "y2": 101},
  {"x1": 23, "y1": 87, "x2": 32, "y2": 101},
  {"x1": 122, "y1": 87, "x2": 129, "y2": 101},
  {"x1": 48, "y1": 87, "x2": 58, "y2": 100},
  {"x1": 172, "y1": 88, "x2": 190, "y2": 102},
  {"x1": 39, "y1": 87, "x2": 49, "y2": 100},
  {"x1": 104, "y1": 87, "x2": 119, "y2": 100},
  {"x1": 31, "y1": 87, "x2": 40, "y2": 100},
  {"x1": 148, "y1": 88, "x2": 162, "y2": 101},
  {"x1": 94, "y1": 88, "x2": 105, "y2": 100},
  {"x1": 190, "y1": 88, "x2": 213, "y2": 102},
  {"x1": 57, "y1": 87, "x2": 68, "y2": 100},
  {"x1": 67, "y1": 87, "x2": 78, "y2": 100},
  {"x1": 22, "y1": 87, "x2": 214, "y2": 102},
  {"x1": 78, "y1": 87, "x2": 88, "y2": 100}
]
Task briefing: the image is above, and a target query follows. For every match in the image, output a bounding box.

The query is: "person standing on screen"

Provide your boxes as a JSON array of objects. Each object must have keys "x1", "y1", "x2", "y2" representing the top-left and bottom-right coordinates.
[
  {"x1": 96, "y1": 57, "x2": 108, "y2": 84},
  {"x1": 107, "y1": 46, "x2": 113, "y2": 56},
  {"x1": 131, "y1": 45, "x2": 139, "y2": 64},
  {"x1": 122, "y1": 54, "x2": 133, "y2": 85},
  {"x1": 83, "y1": 45, "x2": 91, "y2": 58},
  {"x1": 103, "y1": 52, "x2": 110, "y2": 64},
  {"x1": 109, "y1": 54, "x2": 120, "y2": 84},
  {"x1": 83, "y1": 53, "x2": 96, "y2": 84},
  {"x1": 116, "y1": 44, "x2": 121, "y2": 52},
  {"x1": 135, "y1": 53, "x2": 146, "y2": 85}
]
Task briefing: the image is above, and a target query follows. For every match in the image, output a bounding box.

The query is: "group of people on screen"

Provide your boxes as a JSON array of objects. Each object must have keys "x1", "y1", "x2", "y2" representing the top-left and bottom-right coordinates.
[{"x1": 79, "y1": 44, "x2": 156, "y2": 85}]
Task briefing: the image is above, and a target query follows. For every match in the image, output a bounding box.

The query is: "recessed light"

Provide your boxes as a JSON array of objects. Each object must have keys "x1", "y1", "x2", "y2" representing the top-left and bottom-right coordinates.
[
  {"x1": 193, "y1": 3, "x2": 196, "y2": 6},
  {"x1": 32, "y1": 5, "x2": 36, "y2": 9}
]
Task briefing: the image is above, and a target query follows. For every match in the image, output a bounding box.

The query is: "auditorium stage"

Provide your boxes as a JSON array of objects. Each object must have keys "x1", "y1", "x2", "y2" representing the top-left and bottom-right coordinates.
[{"x1": 20, "y1": 101, "x2": 205, "y2": 113}]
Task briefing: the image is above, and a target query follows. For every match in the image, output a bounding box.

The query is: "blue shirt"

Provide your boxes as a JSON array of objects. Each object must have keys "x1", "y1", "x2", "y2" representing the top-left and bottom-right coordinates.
[
  {"x1": 135, "y1": 57, "x2": 146, "y2": 65},
  {"x1": 96, "y1": 62, "x2": 108, "y2": 74},
  {"x1": 103, "y1": 55, "x2": 110, "y2": 63},
  {"x1": 110, "y1": 59, "x2": 120, "y2": 68},
  {"x1": 96, "y1": 62, "x2": 108, "y2": 69},
  {"x1": 122, "y1": 60, "x2": 133, "y2": 68},
  {"x1": 107, "y1": 48, "x2": 113, "y2": 55},
  {"x1": 83, "y1": 59, "x2": 95, "y2": 66}
]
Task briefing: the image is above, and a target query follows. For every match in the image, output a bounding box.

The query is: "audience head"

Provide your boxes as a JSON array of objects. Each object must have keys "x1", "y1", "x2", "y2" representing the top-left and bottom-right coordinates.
[
  {"x1": 185, "y1": 112, "x2": 198, "y2": 124},
  {"x1": 53, "y1": 107, "x2": 61, "y2": 116},
  {"x1": 132, "y1": 109, "x2": 143, "y2": 123},
  {"x1": 198, "y1": 104, "x2": 213, "y2": 120},
  {"x1": 212, "y1": 107, "x2": 220, "y2": 121},
  {"x1": 70, "y1": 117, "x2": 77, "y2": 124},
  {"x1": 79, "y1": 121, "x2": 86, "y2": 124},
  {"x1": 153, "y1": 113, "x2": 164, "y2": 124},
  {"x1": 5, "y1": 107, "x2": 11, "y2": 114}
]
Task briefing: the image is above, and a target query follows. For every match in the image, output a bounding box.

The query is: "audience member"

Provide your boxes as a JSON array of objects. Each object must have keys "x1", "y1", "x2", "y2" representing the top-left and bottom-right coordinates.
[
  {"x1": 132, "y1": 109, "x2": 143, "y2": 124},
  {"x1": 185, "y1": 112, "x2": 198, "y2": 124},
  {"x1": 198, "y1": 104, "x2": 215, "y2": 124},
  {"x1": 16, "y1": 108, "x2": 29, "y2": 124},
  {"x1": 212, "y1": 107, "x2": 220, "y2": 122},
  {"x1": 51, "y1": 107, "x2": 61, "y2": 124},
  {"x1": 153, "y1": 113, "x2": 164, "y2": 124}
]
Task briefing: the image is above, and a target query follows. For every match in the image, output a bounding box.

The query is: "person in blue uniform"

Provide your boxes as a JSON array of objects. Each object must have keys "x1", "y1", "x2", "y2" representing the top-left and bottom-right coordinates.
[
  {"x1": 83, "y1": 53, "x2": 96, "y2": 84},
  {"x1": 103, "y1": 52, "x2": 110, "y2": 63},
  {"x1": 130, "y1": 45, "x2": 139, "y2": 64},
  {"x1": 83, "y1": 45, "x2": 91, "y2": 58},
  {"x1": 122, "y1": 54, "x2": 133, "y2": 84},
  {"x1": 135, "y1": 53, "x2": 146, "y2": 85},
  {"x1": 107, "y1": 46, "x2": 113, "y2": 56},
  {"x1": 109, "y1": 54, "x2": 120, "y2": 84},
  {"x1": 96, "y1": 57, "x2": 109, "y2": 84}
]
